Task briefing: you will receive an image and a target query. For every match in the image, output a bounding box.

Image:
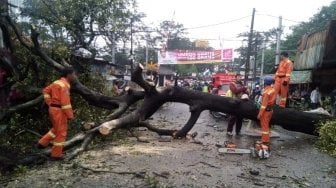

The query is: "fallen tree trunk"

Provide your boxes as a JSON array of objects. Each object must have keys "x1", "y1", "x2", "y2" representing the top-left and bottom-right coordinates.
[{"x1": 98, "y1": 64, "x2": 331, "y2": 137}]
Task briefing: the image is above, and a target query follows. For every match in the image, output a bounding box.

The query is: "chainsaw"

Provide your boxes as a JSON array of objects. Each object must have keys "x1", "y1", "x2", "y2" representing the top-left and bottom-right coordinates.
[{"x1": 218, "y1": 141, "x2": 270, "y2": 159}]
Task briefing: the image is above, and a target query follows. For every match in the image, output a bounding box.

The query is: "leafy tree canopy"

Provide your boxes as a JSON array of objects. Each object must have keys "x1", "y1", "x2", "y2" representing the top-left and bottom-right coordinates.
[{"x1": 282, "y1": 0, "x2": 336, "y2": 50}]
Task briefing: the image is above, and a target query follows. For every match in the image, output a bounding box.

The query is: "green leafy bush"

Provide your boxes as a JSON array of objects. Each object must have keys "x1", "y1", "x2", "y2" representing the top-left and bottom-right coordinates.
[{"x1": 316, "y1": 120, "x2": 336, "y2": 157}]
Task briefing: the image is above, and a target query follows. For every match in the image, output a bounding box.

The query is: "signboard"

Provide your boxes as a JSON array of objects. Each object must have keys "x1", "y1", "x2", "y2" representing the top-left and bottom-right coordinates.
[
  {"x1": 290, "y1": 70, "x2": 312, "y2": 84},
  {"x1": 158, "y1": 49, "x2": 233, "y2": 65},
  {"x1": 263, "y1": 71, "x2": 312, "y2": 84}
]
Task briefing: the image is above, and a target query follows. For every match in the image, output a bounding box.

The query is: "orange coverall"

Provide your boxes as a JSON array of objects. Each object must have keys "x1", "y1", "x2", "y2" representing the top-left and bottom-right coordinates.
[
  {"x1": 38, "y1": 77, "x2": 73, "y2": 158},
  {"x1": 274, "y1": 58, "x2": 293, "y2": 107},
  {"x1": 257, "y1": 86, "x2": 276, "y2": 143}
]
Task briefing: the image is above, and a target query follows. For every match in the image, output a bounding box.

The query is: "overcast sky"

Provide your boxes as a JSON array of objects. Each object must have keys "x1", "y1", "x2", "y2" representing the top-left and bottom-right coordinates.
[{"x1": 137, "y1": 0, "x2": 333, "y2": 50}]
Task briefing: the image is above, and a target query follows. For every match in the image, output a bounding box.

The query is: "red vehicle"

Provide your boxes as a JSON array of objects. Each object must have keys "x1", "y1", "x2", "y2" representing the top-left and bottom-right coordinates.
[
  {"x1": 210, "y1": 72, "x2": 237, "y2": 119},
  {"x1": 211, "y1": 72, "x2": 237, "y2": 96}
]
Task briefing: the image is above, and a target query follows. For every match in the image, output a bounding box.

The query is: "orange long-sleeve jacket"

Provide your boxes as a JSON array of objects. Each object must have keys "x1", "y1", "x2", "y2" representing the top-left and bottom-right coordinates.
[
  {"x1": 258, "y1": 86, "x2": 276, "y2": 118},
  {"x1": 43, "y1": 77, "x2": 74, "y2": 119},
  {"x1": 275, "y1": 58, "x2": 293, "y2": 82}
]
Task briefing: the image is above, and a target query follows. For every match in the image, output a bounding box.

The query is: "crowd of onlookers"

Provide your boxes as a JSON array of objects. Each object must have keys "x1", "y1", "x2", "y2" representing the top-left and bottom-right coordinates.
[
  {"x1": 288, "y1": 86, "x2": 327, "y2": 109},
  {"x1": 174, "y1": 76, "x2": 336, "y2": 117}
]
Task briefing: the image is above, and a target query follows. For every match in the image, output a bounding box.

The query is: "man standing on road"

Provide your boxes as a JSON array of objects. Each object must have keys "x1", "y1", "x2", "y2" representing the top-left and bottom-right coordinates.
[
  {"x1": 257, "y1": 76, "x2": 276, "y2": 146},
  {"x1": 274, "y1": 52, "x2": 293, "y2": 108},
  {"x1": 254, "y1": 76, "x2": 276, "y2": 159},
  {"x1": 37, "y1": 68, "x2": 75, "y2": 160},
  {"x1": 226, "y1": 74, "x2": 247, "y2": 136}
]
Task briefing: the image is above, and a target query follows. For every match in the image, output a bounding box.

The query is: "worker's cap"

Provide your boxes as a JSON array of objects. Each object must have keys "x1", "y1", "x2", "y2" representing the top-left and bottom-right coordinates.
[
  {"x1": 264, "y1": 76, "x2": 274, "y2": 85},
  {"x1": 255, "y1": 84, "x2": 260, "y2": 88}
]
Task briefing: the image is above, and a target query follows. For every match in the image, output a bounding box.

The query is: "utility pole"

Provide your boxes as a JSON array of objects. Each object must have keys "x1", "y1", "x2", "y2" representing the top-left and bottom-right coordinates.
[
  {"x1": 145, "y1": 38, "x2": 148, "y2": 64},
  {"x1": 260, "y1": 41, "x2": 266, "y2": 83},
  {"x1": 275, "y1": 16, "x2": 282, "y2": 65},
  {"x1": 111, "y1": 3, "x2": 116, "y2": 65},
  {"x1": 245, "y1": 8, "x2": 256, "y2": 84},
  {"x1": 111, "y1": 32, "x2": 116, "y2": 65},
  {"x1": 253, "y1": 32, "x2": 259, "y2": 81},
  {"x1": 130, "y1": 16, "x2": 134, "y2": 72}
]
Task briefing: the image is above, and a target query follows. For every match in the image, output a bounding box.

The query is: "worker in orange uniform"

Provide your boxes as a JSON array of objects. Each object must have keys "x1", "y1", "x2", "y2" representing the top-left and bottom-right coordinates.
[
  {"x1": 274, "y1": 52, "x2": 293, "y2": 108},
  {"x1": 37, "y1": 68, "x2": 75, "y2": 160},
  {"x1": 256, "y1": 76, "x2": 276, "y2": 159}
]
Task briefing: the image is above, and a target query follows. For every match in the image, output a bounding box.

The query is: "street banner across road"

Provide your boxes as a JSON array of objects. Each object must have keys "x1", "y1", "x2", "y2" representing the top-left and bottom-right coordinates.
[{"x1": 158, "y1": 49, "x2": 233, "y2": 64}]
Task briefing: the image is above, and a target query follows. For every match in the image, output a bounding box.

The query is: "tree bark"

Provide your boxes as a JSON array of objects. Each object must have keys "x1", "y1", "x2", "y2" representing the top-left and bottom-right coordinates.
[{"x1": 98, "y1": 65, "x2": 330, "y2": 137}]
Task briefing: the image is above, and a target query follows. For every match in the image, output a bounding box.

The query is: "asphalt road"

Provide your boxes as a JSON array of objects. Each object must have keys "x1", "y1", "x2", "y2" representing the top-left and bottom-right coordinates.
[{"x1": 5, "y1": 103, "x2": 336, "y2": 188}]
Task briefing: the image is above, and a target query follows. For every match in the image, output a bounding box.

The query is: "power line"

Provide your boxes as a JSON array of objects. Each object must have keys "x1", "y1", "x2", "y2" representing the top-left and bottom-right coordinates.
[
  {"x1": 256, "y1": 13, "x2": 301, "y2": 23},
  {"x1": 188, "y1": 37, "x2": 277, "y2": 42},
  {"x1": 185, "y1": 15, "x2": 251, "y2": 30}
]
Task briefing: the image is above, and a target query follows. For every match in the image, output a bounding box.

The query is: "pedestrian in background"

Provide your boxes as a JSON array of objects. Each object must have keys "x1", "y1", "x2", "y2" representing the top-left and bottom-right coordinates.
[{"x1": 310, "y1": 86, "x2": 322, "y2": 109}]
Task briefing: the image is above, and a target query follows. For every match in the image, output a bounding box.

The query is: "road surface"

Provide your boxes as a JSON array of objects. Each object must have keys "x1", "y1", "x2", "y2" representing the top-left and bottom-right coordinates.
[{"x1": 4, "y1": 103, "x2": 336, "y2": 188}]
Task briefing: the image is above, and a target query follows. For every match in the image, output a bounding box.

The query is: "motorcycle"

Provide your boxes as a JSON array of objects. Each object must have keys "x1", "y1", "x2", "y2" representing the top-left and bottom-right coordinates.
[
  {"x1": 209, "y1": 86, "x2": 229, "y2": 120},
  {"x1": 210, "y1": 111, "x2": 229, "y2": 119}
]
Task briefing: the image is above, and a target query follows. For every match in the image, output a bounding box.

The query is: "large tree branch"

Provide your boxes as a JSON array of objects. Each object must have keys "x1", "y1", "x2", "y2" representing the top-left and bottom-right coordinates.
[
  {"x1": 174, "y1": 110, "x2": 202, "y2": 138},
  {"x1": 0, "y1": 95, "x2": 43, "y2": 121},
  {"x1": 6, "y1": 16, "x2": 145, "y2": 111},
  {"x1": 131, "y1": 63, "x2": 156, "y2": 93}
]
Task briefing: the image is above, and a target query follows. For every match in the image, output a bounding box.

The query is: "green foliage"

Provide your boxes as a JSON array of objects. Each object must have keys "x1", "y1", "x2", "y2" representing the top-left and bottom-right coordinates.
[
  {"x1": 316, "y1": 120, "x2": 336, "y2": 157},
  {"x1": 134, "y1": 46, "x2": 158, "y2": 64},
  {"x1": 282, "y1": 0, "x2": 336, "y2": 50},
  {"x1": 235, "y1": 29, "x2": 278, "y2": 74},
  {"x1": 0, "y1": 42, "x2": 111, "y2": 154},
  {"x1": 175, "y1": 64, "x2": 197, "y2": 75},
  {"x1": 13, "y1": 165, "x2": 29, "y2": 176},
  {"x1": 72, "y1": 72, "x2": 110, "y2": 123},
  {"x1": 257, "y1": 48, "x2": 276, "y2": 74},
  {"x1": 22, "y1": 0, "x2": 144, "y2": 54},
  {"x1": 159, "y1": 20, "x2": 188, "y2": 41},
  {"x1": 322, "y1": 97, "x2": 331, "y2": 113}
]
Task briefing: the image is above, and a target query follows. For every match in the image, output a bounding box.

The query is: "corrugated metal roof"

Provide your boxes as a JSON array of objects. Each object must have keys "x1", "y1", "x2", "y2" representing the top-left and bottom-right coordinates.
[
  {"x1": 295, "y1": 20, "x2": 336, "y2": 70},
  {"x1": 295, "y1": 30, "x2": 327, "y2": 70}
]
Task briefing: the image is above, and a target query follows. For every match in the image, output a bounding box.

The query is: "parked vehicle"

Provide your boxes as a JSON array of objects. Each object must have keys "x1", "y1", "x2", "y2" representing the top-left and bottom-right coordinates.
[{"x1": 209, "y1": 72, "x2": 236, "y2": 119}]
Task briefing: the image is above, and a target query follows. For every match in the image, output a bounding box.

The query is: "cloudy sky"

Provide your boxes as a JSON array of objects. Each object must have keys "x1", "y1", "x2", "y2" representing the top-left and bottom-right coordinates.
[{"x1": 137, "y1": 0, "x2": 333, "y2": 50}]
